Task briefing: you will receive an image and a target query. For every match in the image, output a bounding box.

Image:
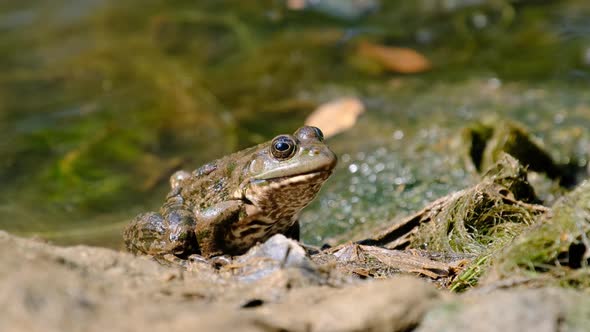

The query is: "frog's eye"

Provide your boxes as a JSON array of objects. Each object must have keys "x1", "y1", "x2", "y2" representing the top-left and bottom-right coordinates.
[
  {"x1": 271, "y1": 135, "x2": 296, "y2": 160},
  {"x1": 294, "y1": 126, "x2": 324, "y2": 142},
  {"x1": 312, "y1": 127, "x2": 324, "y2": 141}
]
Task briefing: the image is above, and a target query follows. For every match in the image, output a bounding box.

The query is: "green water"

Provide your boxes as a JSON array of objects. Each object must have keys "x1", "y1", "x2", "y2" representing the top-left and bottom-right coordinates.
[{"x1": 1, "y1": 0, "x2": 589, "y2": 248}]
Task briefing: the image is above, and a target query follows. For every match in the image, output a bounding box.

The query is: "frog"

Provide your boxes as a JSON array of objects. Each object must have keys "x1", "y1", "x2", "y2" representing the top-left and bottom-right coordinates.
[{"x1": 123, "y1": 126, "x2": 337, "y2": 259}]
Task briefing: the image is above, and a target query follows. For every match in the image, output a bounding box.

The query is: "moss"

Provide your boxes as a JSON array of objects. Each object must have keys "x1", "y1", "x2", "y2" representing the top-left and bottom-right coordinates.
[
  {"x1": 403, "y1": 154, "x2": 548, "y2": 290},
  {"x1": 487, "y1": 180, "x2": 590, "y2": 288},
  {"x1": 410, "y1": 154, "x2": 543, "y2": 256},
  {"x1": 449, "y1": 255, "x2": 490, "y2": 292}
]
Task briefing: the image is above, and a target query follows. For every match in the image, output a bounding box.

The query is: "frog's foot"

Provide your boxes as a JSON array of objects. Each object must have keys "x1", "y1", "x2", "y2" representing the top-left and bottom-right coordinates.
[
  {"x1": 161, "y1": 207, "x2": 199, "y2": 258},
  {"x1": 187, "y1": 254, "x2": 209, "y2": 264},
  {"x1": 124, "y1": 209, "x2": 199, "y2": 258},
  {"x1": 210, "y1": 255, "x2": 232, "y2": 269},
  {"x1": 188, "y1": 253, "x2": 231, "y2": 269},
  {"x1": 153, "y1": 253, "x2": 190, "y2": 268},
  {"x1": 124, "y1": 212, "x2": 168, "y2": 255},
  {"x1": 153, "y1": 254, "x2": 212, "y2": 270}
]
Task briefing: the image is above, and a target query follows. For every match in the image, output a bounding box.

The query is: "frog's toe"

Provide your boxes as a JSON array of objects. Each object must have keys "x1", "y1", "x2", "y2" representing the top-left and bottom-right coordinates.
[
  {"x1": 188, "y1": 254, "x2": 208, "y2": 264},
  {"x1": 210, "y1": 255, "x2": 232, "y2": 269},
  {"x1": 153, "y1": 254, "x2": 190, "y2": 268},
  {"x1": 164, "y1": 210, "x2": 199, "y2": 258}
]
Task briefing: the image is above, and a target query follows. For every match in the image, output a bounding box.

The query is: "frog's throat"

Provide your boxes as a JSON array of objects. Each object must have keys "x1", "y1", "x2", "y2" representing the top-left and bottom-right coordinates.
[{"x1": 242, "y1": 170, "x2": 332, "y2": 208}]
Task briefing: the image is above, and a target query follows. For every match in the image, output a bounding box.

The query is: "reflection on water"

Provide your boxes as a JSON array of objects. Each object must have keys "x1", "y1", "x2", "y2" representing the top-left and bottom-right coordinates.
[{"x1": 0, "y1": 0, "x2": 589, "y2": 248}]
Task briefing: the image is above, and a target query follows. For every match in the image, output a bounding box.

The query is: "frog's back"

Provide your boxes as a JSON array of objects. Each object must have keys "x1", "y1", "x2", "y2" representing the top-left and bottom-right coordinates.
[{"x1": 178, "y1": 145, "x2": 261, "y2": 209}]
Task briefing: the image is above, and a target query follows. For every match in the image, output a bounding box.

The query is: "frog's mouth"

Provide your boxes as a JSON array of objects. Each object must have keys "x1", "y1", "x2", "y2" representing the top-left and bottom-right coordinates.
[
  {"x1": 270, "y1": 169, "x2": 331, "y2": 182},
  {"x1": 254, "y1": 170, "x2": 333, "y2": 186}
]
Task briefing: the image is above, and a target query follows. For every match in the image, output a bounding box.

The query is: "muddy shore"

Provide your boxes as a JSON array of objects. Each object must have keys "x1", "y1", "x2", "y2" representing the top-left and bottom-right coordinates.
[{"x1": 2, "y1": 230, "x2": 589, "y2": 332}]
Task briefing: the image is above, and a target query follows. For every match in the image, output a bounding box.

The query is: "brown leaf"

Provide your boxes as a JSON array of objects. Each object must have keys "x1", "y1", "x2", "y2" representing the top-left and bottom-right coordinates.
[
  {"x1": 357, "y1": 41, "x2": 431, "y2": 74},
  {"x1": 305, "y1": 97, "x2": 365, "y2": 138}
]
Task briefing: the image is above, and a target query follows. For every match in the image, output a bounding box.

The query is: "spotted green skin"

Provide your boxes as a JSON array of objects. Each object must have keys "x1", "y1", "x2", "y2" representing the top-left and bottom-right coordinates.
[{"x1": 123, "y1": 126, "x2": 337, "y2": 258}]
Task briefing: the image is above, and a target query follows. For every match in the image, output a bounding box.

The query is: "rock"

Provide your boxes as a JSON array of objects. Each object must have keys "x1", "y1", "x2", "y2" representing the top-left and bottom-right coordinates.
[
  {"x1": 260, "y1": 276, "x2": 442, "y2": 332},
  {"x1": 235, "y1": 234, "x2": 312, "y2": 270},
  {"x1": 417, "y1": 288, "x2": 590, "y2": 332},
  {"x1": 227, "y1": 234, "x2": 330, "y2": 284}
]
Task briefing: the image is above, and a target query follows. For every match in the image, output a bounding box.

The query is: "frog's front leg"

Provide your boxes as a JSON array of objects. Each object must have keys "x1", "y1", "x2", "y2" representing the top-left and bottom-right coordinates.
[
  {"x1": 123, "y1": 188, "x2": 199, "y2": 258},
  {"x1": 193, "y1": 200, "x2": 243, "y2": 258}
]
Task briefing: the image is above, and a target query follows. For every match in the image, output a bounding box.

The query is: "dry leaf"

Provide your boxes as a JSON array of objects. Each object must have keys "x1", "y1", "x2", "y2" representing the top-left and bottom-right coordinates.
[
  {"x1": 357, "y1": 40, "x2": 431, "y2": 74},
  {"x1": 287, "y1": 0, "x2": 306, "y2": 10},
  {"x1": 305, "y1": 97, "x2": 365, "y2": 138}
]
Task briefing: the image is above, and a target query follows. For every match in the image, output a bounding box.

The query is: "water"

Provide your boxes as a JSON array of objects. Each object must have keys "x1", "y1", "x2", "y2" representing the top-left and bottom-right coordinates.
[{"x1": 1, "y1": 0, "x2": 589, "y2": 248}]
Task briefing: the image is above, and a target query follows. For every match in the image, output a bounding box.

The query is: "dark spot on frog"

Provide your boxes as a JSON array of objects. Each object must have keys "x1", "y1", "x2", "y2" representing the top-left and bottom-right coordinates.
[
  {"x1": 249, "y1": 219, "x2": 271, "y2": 226},
  {"x1": 212, "y1": 179, "x2": 230, "y2": 200},
  {"x1": 213, "y1": 179, "x2": 224, "y2": 192},
  {"x1": 239, "y1": 226, "x2": 263, "y2": 237}
]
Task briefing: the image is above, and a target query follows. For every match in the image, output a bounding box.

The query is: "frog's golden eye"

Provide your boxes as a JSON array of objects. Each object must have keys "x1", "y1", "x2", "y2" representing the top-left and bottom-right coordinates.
[{"x1": 271, "y1": 135, "x2": 296, "y2": 160}]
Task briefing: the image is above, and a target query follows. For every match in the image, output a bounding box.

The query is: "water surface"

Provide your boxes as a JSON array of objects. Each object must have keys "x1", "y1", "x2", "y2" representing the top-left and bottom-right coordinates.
[{"x1": 1, "y1": 0, "x2": 589, "y2": 248}]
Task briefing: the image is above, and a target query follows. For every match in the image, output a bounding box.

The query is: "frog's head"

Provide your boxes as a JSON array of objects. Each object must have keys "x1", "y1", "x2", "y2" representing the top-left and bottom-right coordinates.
[{"x1": 242, "y1": 126, "x2": 337, "y2": 218}]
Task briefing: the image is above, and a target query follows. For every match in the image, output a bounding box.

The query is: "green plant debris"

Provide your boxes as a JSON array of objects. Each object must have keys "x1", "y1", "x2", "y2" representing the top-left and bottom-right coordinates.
[
  {"x1": 449, "y1": 254, "x2": 491, "y2": 291},
  {"x1": 486, "y1": 180, "x2": 590, "y2": 288},
  {"x1": 409, "y1": 154, "x2": 545, "y2": 256}
]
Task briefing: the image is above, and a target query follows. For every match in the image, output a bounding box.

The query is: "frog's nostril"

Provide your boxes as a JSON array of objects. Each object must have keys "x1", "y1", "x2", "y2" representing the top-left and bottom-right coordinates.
[{"x1": 309, "y1": 148, "x2": 320, "y2": 156}]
